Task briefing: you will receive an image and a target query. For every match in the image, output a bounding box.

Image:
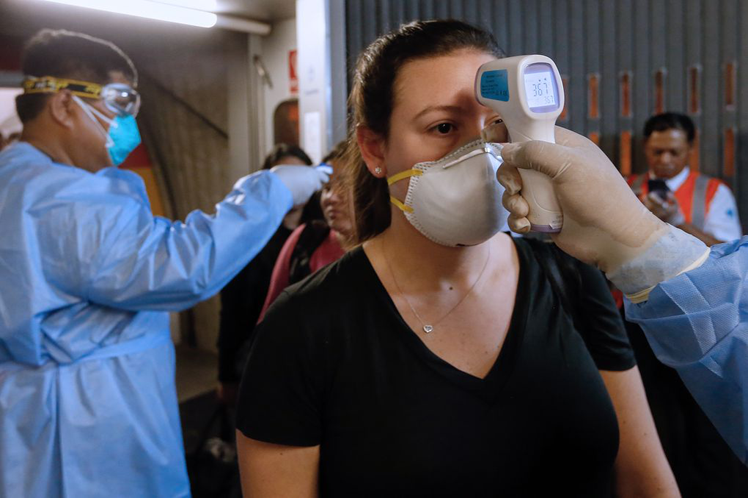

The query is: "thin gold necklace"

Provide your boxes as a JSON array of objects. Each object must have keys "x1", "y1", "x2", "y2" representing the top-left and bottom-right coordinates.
[{"x1": 382, "y1": 237, "x2": 492, "y2": 334}]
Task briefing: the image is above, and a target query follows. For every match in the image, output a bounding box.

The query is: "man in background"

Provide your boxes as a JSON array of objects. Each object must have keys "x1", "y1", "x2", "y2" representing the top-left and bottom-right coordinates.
[{"x1": 627, "y1": 112, "x2": 741, "y2": 245}]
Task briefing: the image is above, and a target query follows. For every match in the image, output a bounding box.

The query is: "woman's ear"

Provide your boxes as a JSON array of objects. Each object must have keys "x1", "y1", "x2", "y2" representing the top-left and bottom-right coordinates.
[{"x1": 356, "y1": 125, "x2": 387, "y2": 178}]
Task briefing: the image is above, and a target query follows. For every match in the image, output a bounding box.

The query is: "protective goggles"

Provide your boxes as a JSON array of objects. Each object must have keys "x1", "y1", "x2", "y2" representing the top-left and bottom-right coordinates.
[{"x1": 23, "y1": 76, "x2": 141, "y2": 118}]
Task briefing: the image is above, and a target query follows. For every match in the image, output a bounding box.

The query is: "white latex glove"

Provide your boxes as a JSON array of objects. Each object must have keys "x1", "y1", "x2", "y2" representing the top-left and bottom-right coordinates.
[
  {"x1": 270, "y1": 164, "x2": 332, "y2": 207},
  {"x1": 643, "y1": 191, "x2": 686, "y2": 227},
  {"x1": 497, "y1": 126, "x2": 709, "y2": 301}
]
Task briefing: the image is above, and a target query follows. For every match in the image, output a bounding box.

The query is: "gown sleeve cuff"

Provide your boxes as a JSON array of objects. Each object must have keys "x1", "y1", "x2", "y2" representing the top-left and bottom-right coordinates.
[
  {"x1": 606, "y1": 225, "x2": 709, "y2": 299},
  {"x1": 625, "y1": 248, "x2": 711, "y2": 303}
]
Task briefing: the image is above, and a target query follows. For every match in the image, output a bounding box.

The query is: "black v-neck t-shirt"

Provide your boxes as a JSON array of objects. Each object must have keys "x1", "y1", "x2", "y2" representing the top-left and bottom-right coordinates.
[{"x1": 237, "y1": 239, "x2": 635, "y2": 497}]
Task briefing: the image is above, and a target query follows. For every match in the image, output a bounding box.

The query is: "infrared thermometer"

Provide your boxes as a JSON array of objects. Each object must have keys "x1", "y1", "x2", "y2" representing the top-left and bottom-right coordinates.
[{"x1": 476, "y1": 55, "x2": 564, "y2": 232}]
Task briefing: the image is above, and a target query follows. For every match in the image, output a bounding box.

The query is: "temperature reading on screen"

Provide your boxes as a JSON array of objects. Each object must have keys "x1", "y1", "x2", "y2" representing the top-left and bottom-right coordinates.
[{"x1": 524, "y1": 70, "x2": 557, "y2": 109}]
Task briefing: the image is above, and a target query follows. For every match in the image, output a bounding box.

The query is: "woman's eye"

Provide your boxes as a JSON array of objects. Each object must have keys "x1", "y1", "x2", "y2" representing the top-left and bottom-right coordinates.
[{"x1": 435, "y1": 123, "x2": 454, "y2": 135}]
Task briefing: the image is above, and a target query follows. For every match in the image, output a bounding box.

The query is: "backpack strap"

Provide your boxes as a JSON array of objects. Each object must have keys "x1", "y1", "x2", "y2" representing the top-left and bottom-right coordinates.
[{"x1": 288, "y1": 220, "x2": 332, "y2": 285}]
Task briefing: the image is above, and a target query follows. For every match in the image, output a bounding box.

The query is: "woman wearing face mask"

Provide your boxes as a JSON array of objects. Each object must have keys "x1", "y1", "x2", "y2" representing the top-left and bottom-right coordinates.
[
  {"x1": 258, "y1": 142, "x2": 354, "y2": 319},
  {"x1": 235, "y1": 20, "x2": 678, "y2": 497}
]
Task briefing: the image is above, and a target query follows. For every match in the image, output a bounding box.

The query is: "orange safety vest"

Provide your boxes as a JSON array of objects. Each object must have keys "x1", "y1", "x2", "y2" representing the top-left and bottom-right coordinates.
[{"x1": 627, "y1": 170, "x2": 722, "y2": 230}]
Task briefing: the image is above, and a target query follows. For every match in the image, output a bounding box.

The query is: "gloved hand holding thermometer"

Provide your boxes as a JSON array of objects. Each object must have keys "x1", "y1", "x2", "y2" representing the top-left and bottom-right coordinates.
[
  {"x1": 490, "y1": 109, "x2": 708, "y2": 306},
  {"x1": 476, "y1": 55, "x2": 564, "y2": 232}
]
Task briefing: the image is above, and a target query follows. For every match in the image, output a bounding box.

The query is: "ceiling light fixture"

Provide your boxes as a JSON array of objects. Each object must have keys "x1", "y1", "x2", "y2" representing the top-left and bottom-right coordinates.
[
  {"x1": 154, "y1": 0, "x2": 217, "y2": 11},
  {"x1": 38, "y1": 0, "x2": 218, "y2": 28}
]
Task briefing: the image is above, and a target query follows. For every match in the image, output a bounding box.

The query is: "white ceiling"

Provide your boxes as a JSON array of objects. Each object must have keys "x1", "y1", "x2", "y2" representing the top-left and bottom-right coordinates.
[{"x1": 216, "y1": 0, "x2": 296, "y2": 21}]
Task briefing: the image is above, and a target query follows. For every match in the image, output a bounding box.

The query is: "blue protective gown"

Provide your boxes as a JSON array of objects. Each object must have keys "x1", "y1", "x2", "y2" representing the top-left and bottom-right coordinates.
[
  {"x1": 0, "y1": 142, "x2": 292, "y2": 497},
  {"x1": 626, "y1": 237, "x2": 748, "y2": 466}
]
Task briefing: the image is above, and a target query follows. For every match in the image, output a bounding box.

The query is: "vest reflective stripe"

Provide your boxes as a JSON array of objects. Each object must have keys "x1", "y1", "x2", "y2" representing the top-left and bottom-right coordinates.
[
  {"x1": 675, "y1": 173, "x2": 698, "y2": 224},
  {"x1": 692, "y1": 175, "x2": 709, "y2": 230},
  {"x1": 703, "y1": 177, "x2": 722, "y2": 218},
  {"x1": 626, "y1": 171, "x2": 722, "y2": 230}
]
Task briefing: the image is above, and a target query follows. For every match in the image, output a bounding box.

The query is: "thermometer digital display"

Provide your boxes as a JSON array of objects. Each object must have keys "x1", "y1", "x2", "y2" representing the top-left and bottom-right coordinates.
[
  {"x1": 475, "y1": 55, "x2": 565, "y2": 232},
  {"x1": 523, "y1": 67, "x2": 559, "y2": 110}
]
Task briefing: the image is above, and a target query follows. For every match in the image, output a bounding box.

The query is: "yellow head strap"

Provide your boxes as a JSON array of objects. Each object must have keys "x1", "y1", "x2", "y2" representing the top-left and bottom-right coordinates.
[{"x1": 22, "y1": 76, "x2": 102, "y2": 99}]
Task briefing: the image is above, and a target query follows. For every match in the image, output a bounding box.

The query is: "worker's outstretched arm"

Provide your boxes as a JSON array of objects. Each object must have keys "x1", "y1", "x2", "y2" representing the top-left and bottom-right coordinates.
[{"x1": 40, "y1": 166, "x2": 329, "y2": 312}]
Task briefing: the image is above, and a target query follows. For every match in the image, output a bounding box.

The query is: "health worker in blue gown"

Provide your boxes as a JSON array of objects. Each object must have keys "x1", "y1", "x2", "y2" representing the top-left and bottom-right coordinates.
[
  {"x1": 0, "y1": 29, "x2": 329, "y2": 497},
  {"x1": 497, "y1": 124, "x2": 748, "y2": 466}
]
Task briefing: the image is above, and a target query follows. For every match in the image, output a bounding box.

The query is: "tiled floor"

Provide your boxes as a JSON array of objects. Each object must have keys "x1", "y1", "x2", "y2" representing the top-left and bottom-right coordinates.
[{"x1": 175, "y1": 345, "x2": 218, "y2": 403}]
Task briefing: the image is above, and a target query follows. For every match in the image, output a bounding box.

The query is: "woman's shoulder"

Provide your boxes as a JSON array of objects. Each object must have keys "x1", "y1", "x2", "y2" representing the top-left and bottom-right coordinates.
[
  {"x1": 263, "y1": 246, "x2": 370, "y2": 323},
  {"x1": 512, "y1": 235, "x2": 562, "y2": 257},
  {"x1": 252, "y1": 246, "x2": 374, "y2": 360},
  {"x1": 512, "y1": 236, "x2": 635, "y2": 370}
]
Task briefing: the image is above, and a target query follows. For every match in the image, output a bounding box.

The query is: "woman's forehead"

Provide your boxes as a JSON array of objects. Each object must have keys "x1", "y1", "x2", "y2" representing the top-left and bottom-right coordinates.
[{"x1": 393, "y1": 50, "x2": 497, "y2": 112}]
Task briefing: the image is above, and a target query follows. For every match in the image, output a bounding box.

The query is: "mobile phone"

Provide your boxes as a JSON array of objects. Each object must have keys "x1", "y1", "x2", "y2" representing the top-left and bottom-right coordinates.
[{"x1": 648, "y1": 179, "x2": 670, "y2": 202}]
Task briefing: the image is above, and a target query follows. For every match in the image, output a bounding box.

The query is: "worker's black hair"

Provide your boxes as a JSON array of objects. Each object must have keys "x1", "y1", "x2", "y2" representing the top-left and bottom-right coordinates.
[
  {"x1": 643, "y1": 112, "x2": 696, "y2": 144},
  {"x1": 16, "y1": 29, "x2": 137, "y2": 123}
]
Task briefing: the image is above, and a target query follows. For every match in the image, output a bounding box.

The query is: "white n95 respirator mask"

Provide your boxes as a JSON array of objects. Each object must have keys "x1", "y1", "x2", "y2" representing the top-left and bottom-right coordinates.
[{"x1": 387, "y1": 140, "x2": 507, "y2": 247}]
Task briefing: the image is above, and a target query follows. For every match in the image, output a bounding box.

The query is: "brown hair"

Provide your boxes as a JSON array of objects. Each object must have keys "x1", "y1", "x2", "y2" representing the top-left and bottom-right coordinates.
[
  {"x1": 343, "y1": 20, "x2": 504, "y2": 244},
  {"x1": 261, "y1": 143, "x2": 313, "y2": 170}
]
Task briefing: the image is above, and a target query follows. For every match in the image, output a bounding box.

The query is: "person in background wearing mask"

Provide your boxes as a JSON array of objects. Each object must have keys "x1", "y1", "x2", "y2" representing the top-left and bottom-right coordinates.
[
  {"x1": 498, "y1": 125, "x2": 748, "y2": 467},
  {"x1": 217, "y1": 143, "x2": 318, "y2": 406},
  {"x1": 0, "y1": 29, "x2": 328, "y2": 497},
  {"x1": 234, "y1": 20, "x2": 677, "y2": 497},
  {"x1": 628, "y1": 112, "x2": 741, "y2": 246}
]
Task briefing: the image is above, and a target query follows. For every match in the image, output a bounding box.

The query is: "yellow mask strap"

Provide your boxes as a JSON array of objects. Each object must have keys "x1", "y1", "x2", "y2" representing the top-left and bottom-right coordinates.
[
  {"x1": 387, "y1": 169, "x2": 422, "y2": 186},
  {"x1": 387, "y1": 169, "x2": 423, "y2": 214},
  {"x1": 23, "y1": 76, "x2": 102, "y2": 99},
  {"x1": 390, "y1": 196, "x2": 412, "y2": 213}
]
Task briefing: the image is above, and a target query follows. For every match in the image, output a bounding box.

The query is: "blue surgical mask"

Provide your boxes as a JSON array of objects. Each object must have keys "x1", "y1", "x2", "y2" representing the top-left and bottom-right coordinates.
[{"x1": 73, "y1": 95, "x2": 141, "y2": 166}]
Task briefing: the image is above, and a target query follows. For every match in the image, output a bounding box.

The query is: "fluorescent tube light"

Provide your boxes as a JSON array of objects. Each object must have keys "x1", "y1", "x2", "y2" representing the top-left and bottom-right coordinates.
[
  {"x1": 39, "y1": 0, "x2": 218, "y2": 28},
  {"x1": 155, "y1": 0, "x2": 217, "y2": 11}
]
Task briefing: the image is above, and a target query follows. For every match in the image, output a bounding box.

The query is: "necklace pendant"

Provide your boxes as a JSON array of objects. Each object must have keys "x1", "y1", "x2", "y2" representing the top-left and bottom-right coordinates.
[{"x1": 423, "y1": 325, "x2": 434, "y2": 334}]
